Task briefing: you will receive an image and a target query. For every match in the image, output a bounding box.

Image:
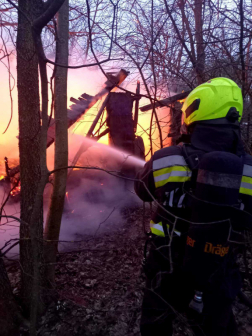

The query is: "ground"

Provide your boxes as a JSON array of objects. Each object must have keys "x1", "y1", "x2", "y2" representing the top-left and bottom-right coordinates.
[
  {"x1": 6, "y1": 205, "x2": 252, "y2": 335},
  {"x1": 37, "y1": 206, "x2": 146, "y2": 336}
]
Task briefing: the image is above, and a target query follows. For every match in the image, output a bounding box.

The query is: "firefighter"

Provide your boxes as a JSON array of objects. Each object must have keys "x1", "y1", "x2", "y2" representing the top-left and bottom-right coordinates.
[{"x1": 134, "y1": 78, "x2": 252, "y2": 336}]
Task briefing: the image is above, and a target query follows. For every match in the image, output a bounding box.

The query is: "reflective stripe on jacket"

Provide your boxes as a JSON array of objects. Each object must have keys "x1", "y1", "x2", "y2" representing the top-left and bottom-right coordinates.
[
  {"x1": 134, "y1": 145, "x2": 252, "y2": 238},
  {"x1": 153, "y1": 155, "x2": 191, "y2": 188},
  {"x1": 240, "y1": 163, "x2": 252, "y2": 196},
  {"x1": 150, "y1": 220, "x2": 181, "y2": 237},
  {"x1": 239, "y1": 154, "x2": 252, "y2": 213}
]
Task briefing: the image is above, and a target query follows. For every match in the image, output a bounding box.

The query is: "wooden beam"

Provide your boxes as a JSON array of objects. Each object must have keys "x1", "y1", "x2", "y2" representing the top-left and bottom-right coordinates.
[{"x1": 140, "y1": 90, "x2": 191, "y2": 112}]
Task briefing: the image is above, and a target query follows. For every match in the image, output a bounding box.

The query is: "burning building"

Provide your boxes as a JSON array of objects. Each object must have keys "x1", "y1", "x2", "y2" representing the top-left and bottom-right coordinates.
[
  {"x1": 0, "y1": 69, "x2": 144, "y2": 199},
  {"x1": 0, "y1": 68, "x2": 189, "y2": 201}
]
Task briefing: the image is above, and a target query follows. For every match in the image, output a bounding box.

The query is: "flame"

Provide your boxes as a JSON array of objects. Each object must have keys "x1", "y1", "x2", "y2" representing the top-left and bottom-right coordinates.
[
  {"x1": 73, "y1": 161, "x2": 82, "y2": 170},
  {"x1": 10, "y1": 184, "x2": 21, "y2": 197},
  {"x1": 0, "y1": 175, "x2": 4, "y2": 181},
  {"x1": 178, "y1": 98, "x2": 186, "y2": 103},
  {"x1": 0, "y1": 53, "x2": 171, "y2": 167}
]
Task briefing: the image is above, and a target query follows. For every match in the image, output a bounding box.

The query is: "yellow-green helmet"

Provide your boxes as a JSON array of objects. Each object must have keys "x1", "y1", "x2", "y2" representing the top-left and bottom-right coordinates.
[{"x1": 181, "y1": 77, "x2": 243, "y2": 127}]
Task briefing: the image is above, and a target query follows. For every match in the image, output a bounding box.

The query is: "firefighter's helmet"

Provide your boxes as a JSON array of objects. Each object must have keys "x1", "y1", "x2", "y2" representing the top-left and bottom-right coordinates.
[{"x1": 181, "y1": 78, "x2": 243, "y2": 128}]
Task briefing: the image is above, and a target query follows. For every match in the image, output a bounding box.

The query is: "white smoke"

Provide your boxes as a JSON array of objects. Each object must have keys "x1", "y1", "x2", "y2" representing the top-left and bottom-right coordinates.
[
  {"x1": 50, "y1": 135, "x2": 145, "y2": 248},
  {"x1": 0, "y1": 135, "x2": 145, "y2": 255}
]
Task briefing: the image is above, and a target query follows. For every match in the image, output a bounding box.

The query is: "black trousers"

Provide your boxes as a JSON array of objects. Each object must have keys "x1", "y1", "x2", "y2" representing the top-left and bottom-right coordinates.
[{"x1": 140, "y1": 238, "x2": 238, "y2": 336}]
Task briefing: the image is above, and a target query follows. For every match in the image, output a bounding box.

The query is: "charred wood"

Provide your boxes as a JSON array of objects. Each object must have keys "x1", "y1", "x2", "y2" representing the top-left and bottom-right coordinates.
[
  {"x1": 140, "y1": 90, "x2": 191, "y2": 112},
  {"x1": 107, "y1": 92, "x2": 135, "y2": 154}
]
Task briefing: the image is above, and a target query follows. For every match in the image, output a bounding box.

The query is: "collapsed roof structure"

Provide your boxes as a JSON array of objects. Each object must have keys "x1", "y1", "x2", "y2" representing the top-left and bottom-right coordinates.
[{"x1": 1, "y1": 70, "x2": 190, "y2": 198}]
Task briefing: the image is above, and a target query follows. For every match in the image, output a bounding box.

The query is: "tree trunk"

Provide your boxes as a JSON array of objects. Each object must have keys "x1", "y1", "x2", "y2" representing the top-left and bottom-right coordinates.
[
  {"x1": 169, "y1": 102, "x2": 182, "y2": 145},
  {"x1": 16, "y1": 1, "x2": 68, "y2": 331},
  {"x1": 17, "y1": 0, "x2": 43, "y2": 313},
  {"x1": 194, "y1": 0, "x2": 205, "y2": 84},
  {"x1": 44, "y1": 0, "x2": 69, "y2": 284},
  {"x1": 0, "y1": 257, "x2": 22, "y2": 335}
]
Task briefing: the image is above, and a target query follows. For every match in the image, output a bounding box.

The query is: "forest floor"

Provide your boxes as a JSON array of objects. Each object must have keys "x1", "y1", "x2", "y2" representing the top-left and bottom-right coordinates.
[{"x1": 7, "y1": 205, "x2": 252, "y2": 336}]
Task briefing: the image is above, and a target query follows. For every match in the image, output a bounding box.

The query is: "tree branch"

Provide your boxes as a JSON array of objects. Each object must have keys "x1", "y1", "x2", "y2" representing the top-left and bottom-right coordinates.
[
  {"x1": 239, "y1": 0, "x2": 245, "y2": 96},
  {"x1": 45, "y1": 57, "x2": 122, "y2": 68},
  {"x1": 5, "y1": 0, "x2": 32, "y2": 24},
  {"x1": 33, "y1": 0, "x2": 66, "y2": 32},
  {"x1": 163, "y1": 0, "x2": 195, "y2": 67}
]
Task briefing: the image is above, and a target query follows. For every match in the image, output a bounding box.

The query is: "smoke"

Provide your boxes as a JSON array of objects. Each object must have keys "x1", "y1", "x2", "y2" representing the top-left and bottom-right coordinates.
[
  {"x1": 0, "y1": 135, "x2": 145, "y2": 255},
  {"x1": 0, "y1": 54, "x2": 170, "y2": 255},
  {"x1": 48, "y1": 135, "x2": 145, "y2": 249},
  {"x1": 0, "y1": 186, "x2": 20, "y2": 257}
]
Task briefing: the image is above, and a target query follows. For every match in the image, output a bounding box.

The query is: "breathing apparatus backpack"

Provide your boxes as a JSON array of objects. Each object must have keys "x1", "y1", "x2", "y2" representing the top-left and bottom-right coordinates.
[{"x1": 181, "y1": 148, "x2": 247, "y2": 313}]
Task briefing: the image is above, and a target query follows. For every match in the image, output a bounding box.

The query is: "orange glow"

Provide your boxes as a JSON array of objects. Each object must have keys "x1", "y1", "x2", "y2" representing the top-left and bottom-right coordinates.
[
  {"x1": 73, "y1": 161, "x2": 82, "y2": 170},
  {"x1": 70, "y1": 103, "x2": 109, "y2": 146},
  {"x1": 10, "y1": 184, "x2": 21, "y2": 197},
  {"x1": 0, "y1": 56, "x2": 19, "y2": 154},
  {"x1": 0, "y1": 57, "x2": 171, "y2": 164},
  {"x1": 0, "y1": 175, "x2": 4, "y2": 180}
]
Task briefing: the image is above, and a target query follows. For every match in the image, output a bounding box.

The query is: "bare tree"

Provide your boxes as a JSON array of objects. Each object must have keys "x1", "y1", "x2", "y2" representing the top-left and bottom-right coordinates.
[
  {"x1": 14, "y1": 0, "x2": 66, "y2": 332},
  {"x1": 44, "y1": 0, "x2": 69, "y2": 285}
]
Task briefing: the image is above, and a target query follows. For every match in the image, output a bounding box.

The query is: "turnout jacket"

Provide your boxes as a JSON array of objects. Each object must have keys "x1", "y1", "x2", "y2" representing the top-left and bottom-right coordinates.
[
  {"x1": 134, "y1": 143, "x2": 252, "y2": 238},
  {"x1": 135, "y1": 124, "x2": 252, "y2": 304},
  {"x1": 135, "y1": 142, "x2": 252, "y2": 298}
]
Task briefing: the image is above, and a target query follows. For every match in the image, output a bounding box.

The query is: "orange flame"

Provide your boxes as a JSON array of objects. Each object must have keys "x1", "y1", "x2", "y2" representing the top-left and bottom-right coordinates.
[{"x1": 10, "y1": 184, "x2": 21, "y2": 197}]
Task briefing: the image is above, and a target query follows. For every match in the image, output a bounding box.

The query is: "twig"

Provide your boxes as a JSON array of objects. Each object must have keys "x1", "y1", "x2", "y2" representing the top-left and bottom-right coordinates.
[{"x1": 93, "y1": 207, "x2": 116, "y2": 237}]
